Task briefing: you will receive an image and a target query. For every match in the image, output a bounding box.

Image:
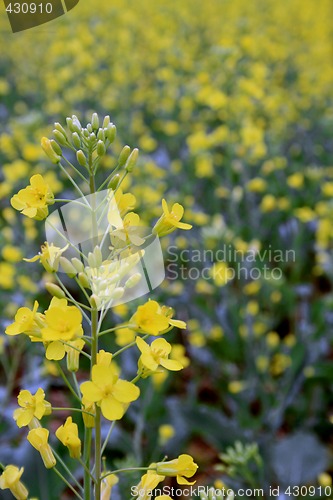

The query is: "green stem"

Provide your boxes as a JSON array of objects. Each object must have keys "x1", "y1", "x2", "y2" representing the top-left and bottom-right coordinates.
[
  {"x1": 59, "y1": 162, "x2": 88, "y2": 201},
  {"x1": 56, "y1": 362, "x2": 81, "y2": 403},
  {"x1": 84, "y1": 427, "x2": 92, "y2": 500},
  {"x1": 101, "y1": 421, "x2": 116, "y2": 455},
  {"x1": 53, "y1": 467, "x2": 83, "y2": 500},
  {"x1": 91, "y1": 307, "x2": 102, "y2": 499},
  {"x1": 52, "y1": 407, "x2": 95, "y2": 417},
  {"x1": 101, "y1": 467, "x2": 155, "y2": 480},
  {"x1": 52, "y1": 448, "x2": 83, "y2": 493}
]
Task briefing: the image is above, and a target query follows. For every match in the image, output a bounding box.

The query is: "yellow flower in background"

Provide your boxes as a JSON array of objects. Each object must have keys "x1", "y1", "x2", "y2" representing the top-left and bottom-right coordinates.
[
  {"x1": 287, "y1": 173, "x2": 304, "y2": 189},
  {"x1": 27, "y1": 428, "x2": 56, "y2": 469},
  {"x1": 80, "y1": 364, "x2": 140, "y2": 421},
  {"x1": 115, "y1": 326, "x2": 136, "y2": 346},
  {"x1": 0, "y1": 465, "x2": 28, "y2": 500},
  {"x1": 155, "y1": 454, "x2": 198, "y2": 485},
  {"x1": 211, "y1": 262, "x2": 233, "y2": 287},
  {"x1": 153, "y1": 199, "x2": 192, "y2": 237},
  {"x1": 0, "y1": 262, "x2": 15, "y2": 289},
  {"x1": 11, "y1": 174, "x2": 54, "y2": 220},
  {"x1": 56, "y1": 417, "x2": 81, "y2": 459},
  {"x1": 2, "y1": 245, "x2": 22, "y2": 263},
  {"x1": 24, "y1": 242, "x2": 69, "y2": 273},
  {"x1": 158, "y1": 424, "x2": 175, "y2": 445},
  {"x1": 5, "y1": 301, "x2": 40, "y2": 336},
  {"x1": 13, "y1": 388, "x2": 51, "y2": 428},
  {"x1": 137, "y1": 337, "x2": 183, "y2": 377}
]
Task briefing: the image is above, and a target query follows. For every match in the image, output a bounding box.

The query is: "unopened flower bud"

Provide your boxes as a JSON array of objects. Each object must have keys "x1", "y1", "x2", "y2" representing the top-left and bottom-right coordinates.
[
  {"x1": 125, "y1": 148, "x2": 139, "y2": 172},
  {"x1": 45, "y1": 282, "x2": 66, "y2": 299},
  {"x1": 78, "y1": 272, "x2": 90, "y2": 288},
  {"x1": 97, "y1": 128, "x2": 105, "y2": 141},
  {"x1": 41, "y1": 137, "x2": 61, "y2": 164},
  {"x1": 108, "y1": 174, "x2": 120, "y2": 190},
  {"x1": 59, "y1": 257, "x2": 77, "y2": 278},
  {"x1": 125, "y1": 273, "x2": 141, "y2": 288},
  {"x1": 112, "y1": 287, "x2": 125, "y2": 300},
  {"x1": 106, "y1": 123, "x2": 117, "y2": 143},
  {"x1": 71, "y1": 132, "x2": 81, "y2": 149},
  {"x1": 118, "y1": 145, "x2": 131, "y2": 167},
  {"x1": 54, "y1": 122, "x2": 67, "y2": 136},
  {"x1": 89, "y1": 294, "x2": 99, "y2": 308},
  {"x1": 53, "y1": 129, "x2": 67, "y2": 146},
  {"x1": 103, "y1": 115, "x2": 110, "y2": 128},
  {"x1": 71, "y1": 115, "x2": 82, "y2": 133},
  {"x1": 76, "y1": 150, "x2": 87, "y2": 167},
  {"x1": 91, "y1": 112, "x2": 99, "y2": 131},
  {"x1": 97, "y1": 140, "x2": 106, "y2": 156},
  {"x1": 50, "y1": 140, "x2": 62, "y2": 156},
  {"x1": 71, "y1": 257, "x2": 84, "y2": 273}
]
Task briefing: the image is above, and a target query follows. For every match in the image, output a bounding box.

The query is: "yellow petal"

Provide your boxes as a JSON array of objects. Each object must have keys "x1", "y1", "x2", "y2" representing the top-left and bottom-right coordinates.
[
  {"x1": 80, "y1": 381, "x2": 103, "y2": 402},
  {"x1": 113, "y1": 380, "x2": 140, "y2": 403},
  {"x1": 100, "y1": 397, "x2": 125, "y2": 420},
  {"x1": 46, "y1": 341, "x2": 66, "y2": 360}
]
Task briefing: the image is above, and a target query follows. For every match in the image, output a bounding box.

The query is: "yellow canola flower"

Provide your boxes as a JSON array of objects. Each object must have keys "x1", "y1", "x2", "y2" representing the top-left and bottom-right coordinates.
[
  {"x1": 24, "y1": 242, "x2": 69, "y2": 273},
  {"x1": 41, "y1": 298, "x2": 83, "y2": 343},
  {"x1": 158, "y1": 424, "x2": 175, "y2": 445},
  {"x1": 155, "y1": 454, "x2": 198, "y2": 485},
  {"x1": 13, "y1": 388, "x2": 51, "y2": 428},
  {"x1": 5, "y1": 301, "x2": 40, "y2": 337},
  {"x1": 55, "y1": 417, "x2": 81, "y2": 459},
  {"x1": 137, "y1": 337, "x2": 183, "y2": 378},
  {"x1": 10, "y1": 174, "x2": 54, "y2": 220},
  {"x1": 111, "y1": 212, "x2": 145, "y2": 246},
  {"x1": 27, "y1": 428, "x2": 56, "y2": 469},
  {"x1": 80, "y1": 364, "x2": 140, "y2": 421},
  {"x1": 0, "y1": 465, "x2": 28, "y2": 500},
  {"x1": 135, "y1": 468, "x2": 165, "y2": 500},
  {"x1": 153, "y1": 199, "x2": 192, "y2": 237},
  {"x1": 108, "y1": 189, "x2": 136, "y2": 220},
  {"x1": 131, "y1": 300, "x2": 186, "y2": 335},
  {"x1": 101, "y1": 473, "x2": 118, "y2": 500}
]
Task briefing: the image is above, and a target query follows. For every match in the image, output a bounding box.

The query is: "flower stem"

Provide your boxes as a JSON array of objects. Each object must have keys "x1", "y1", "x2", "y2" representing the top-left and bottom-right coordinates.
[
  {"x1": 91, "y1": 307, "x2": 102, "y2": 499},
  {"x1": 53, "y1": 466, "x2": 83, "y2": 500},
  {"x1": 84, "y1": 427, "x2": 92, "y2": 500}
]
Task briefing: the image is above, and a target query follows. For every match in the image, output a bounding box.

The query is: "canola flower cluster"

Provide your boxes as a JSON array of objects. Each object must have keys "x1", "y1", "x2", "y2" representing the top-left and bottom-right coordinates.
[{"x1": 0, "y1": 113, "x2": 196, "y2": 500}]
